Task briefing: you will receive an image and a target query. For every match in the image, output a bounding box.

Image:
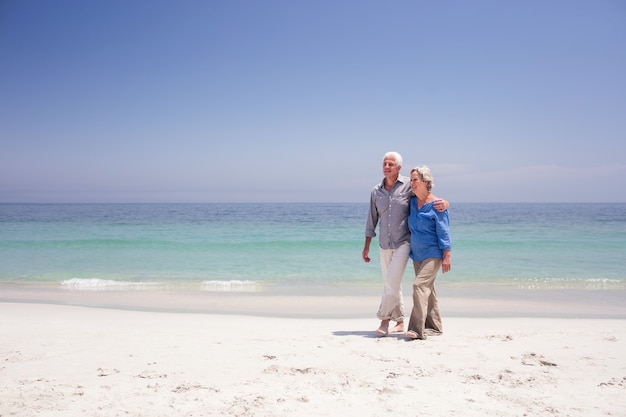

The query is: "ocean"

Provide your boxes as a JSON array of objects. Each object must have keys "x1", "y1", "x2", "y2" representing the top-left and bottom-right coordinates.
[{"x1": 1, "y1": 202, "x2": 624, "y2": 297}]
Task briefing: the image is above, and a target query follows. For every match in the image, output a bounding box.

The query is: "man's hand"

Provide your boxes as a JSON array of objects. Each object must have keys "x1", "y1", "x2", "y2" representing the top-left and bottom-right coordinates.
[
  {"x1": 362, "y1": 237, "x2": 372, "y2": 263},
  {"x1": 433, "y1": 199, "x2": 449, "y2": 212}
]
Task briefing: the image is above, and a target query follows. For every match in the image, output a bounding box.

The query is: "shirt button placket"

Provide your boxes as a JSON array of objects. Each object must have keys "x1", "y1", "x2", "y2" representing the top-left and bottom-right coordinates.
[{"x1": 386, "y1": 194, "x2": 393, "y2": 246}]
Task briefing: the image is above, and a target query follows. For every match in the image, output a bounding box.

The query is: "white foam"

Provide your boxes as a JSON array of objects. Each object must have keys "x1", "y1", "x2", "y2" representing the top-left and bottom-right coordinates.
[
  {"x1": 201, "y1": 280, "x2": 259, "y2": 292},
  {"x1": 61, "y1": 278, "x2": 159, "y2": 291}
]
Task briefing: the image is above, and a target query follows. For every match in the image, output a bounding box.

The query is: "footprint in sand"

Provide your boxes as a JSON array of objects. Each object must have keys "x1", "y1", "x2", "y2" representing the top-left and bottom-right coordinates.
[
  {"x1": 520, "y1": 352, "x2": 557, "y2": 367},
  {"x1": 137, "y1": 370, "x2": 168, "y2": 379},
  {"x1": 96, "y1": 368, "x2": 120, "y2": 377}
]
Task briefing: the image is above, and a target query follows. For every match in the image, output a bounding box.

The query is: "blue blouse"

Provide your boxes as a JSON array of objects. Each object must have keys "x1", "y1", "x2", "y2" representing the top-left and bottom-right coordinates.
[{"x1": 408, "y1": 196, "x2": 452, "y2": 262}]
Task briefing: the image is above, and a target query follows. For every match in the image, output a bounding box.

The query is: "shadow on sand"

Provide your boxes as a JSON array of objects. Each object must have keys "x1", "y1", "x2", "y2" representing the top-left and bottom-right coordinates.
[{"x1": 332, "y1": 330, "x2": 408, "y2": 340}]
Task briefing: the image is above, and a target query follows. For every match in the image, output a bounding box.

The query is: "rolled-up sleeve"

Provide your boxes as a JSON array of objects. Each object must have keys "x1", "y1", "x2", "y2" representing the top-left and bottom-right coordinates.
[
  {"x1": 435, "y1": 211, "x2": 452, "y2": 251},
  {"x1": 365, "y1": 192, "x2": 379, "y2": 238}
]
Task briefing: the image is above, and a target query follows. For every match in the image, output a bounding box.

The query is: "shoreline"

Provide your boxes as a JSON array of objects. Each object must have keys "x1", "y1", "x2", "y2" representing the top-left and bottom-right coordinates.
[{"x1": 2, "y1": 282, "x2": 625, "y2": 318}]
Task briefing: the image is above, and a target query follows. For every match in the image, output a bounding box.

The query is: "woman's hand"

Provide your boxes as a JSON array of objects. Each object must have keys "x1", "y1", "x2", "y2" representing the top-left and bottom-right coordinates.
[{"x1": 441, "y1": 250, "x2": 451, "y2": 273}]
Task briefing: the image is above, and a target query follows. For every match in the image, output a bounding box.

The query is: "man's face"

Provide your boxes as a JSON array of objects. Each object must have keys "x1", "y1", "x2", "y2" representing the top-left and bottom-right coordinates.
[{"x1": 382, "y1": 157, "x2": 401, "y2": 178}]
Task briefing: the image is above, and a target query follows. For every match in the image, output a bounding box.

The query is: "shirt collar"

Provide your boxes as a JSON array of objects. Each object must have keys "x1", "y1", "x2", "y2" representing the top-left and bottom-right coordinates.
[{"x1": 380, "y1": 174, "x2": 408, "y2": 188}]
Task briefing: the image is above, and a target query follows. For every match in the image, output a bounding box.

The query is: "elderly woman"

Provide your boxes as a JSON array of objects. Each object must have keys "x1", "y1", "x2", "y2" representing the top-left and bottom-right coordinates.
[{"x1": 406, "y1": 165, "x2": 452, "y2": 340}]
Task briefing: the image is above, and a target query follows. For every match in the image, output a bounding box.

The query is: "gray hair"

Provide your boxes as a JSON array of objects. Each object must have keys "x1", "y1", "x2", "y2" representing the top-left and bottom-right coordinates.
[
  {"x1": 383, "y1": 151, "x2": 403, "y2": 167},
  {"x1": 410, "y1": 165, "x2": 434, "y2": 191}
]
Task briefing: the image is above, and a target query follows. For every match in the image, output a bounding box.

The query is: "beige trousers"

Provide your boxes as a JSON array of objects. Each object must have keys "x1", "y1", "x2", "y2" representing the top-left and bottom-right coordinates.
[
  {"x1": 408, "y1": 258, "x2": 443, "y2": 339},
  {"x1": 376, "y1": 242, "x2": 410, "y2": 322}
]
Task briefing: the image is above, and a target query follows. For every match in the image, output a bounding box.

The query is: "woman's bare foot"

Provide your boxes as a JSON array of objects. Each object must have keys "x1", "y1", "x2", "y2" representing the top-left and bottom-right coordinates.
[{"x1": 406, "y1": 330, "x2": 426, "y2": 340}]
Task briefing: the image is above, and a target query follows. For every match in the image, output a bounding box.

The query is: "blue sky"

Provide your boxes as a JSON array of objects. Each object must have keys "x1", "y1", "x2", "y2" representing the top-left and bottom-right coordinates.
[{"x1": 1, "y1": 0, "x2": 625, "y2": 203}]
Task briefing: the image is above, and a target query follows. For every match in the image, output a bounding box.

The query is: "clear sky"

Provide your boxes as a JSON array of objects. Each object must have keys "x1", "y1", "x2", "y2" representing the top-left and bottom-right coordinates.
[{"x1": 1, "y1": 0, "x2": 625, "y2": 203}]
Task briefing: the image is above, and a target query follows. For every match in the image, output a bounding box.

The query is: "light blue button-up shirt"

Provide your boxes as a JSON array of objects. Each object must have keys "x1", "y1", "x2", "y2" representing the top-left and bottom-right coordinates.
[{"x1": 365, "y1": 175, "x2": 412, "y2": 250}]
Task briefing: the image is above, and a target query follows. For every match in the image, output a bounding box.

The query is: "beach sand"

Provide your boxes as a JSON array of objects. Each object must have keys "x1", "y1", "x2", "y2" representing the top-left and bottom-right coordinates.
[{"x1": 1, "y1": 295, "x2": 625, "y2": 417}]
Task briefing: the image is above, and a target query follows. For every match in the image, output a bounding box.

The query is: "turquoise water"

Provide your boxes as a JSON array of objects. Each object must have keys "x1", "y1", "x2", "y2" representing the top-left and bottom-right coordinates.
[{"x1": 0, "y1": 203, "x2": 624, "y2": 293}]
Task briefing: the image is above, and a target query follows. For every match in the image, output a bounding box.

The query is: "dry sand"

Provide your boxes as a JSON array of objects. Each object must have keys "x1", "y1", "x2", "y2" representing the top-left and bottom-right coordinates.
[{"x1": 1, "y1": 301, "x2": 625, "y2": 417}]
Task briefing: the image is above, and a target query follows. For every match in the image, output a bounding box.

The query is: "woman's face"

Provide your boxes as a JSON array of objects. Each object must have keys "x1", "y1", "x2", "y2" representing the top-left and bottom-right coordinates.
[{"x1": 410, "y1": 171, "x2": 425, "y2": 194}]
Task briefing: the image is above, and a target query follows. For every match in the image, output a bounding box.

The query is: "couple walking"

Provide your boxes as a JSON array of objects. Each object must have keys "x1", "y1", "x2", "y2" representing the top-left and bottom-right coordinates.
[{"x1": 363, "y1": 151, "x2": 452, "y2": 340}]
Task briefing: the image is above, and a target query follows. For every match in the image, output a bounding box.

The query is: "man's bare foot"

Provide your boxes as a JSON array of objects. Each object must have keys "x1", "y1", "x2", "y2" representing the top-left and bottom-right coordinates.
[
  {"x1": 375, "y1": 319, "x2": 390, "y2": 336},
  {"x1": 389, "y1": 321, "x2": 404, "y2": 333}
]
